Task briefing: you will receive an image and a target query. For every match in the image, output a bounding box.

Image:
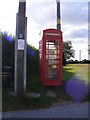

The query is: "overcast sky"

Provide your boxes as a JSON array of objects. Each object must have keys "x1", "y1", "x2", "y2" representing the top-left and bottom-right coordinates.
[{"x1": 0, "y1": 0, "x2": 89, "y2": 60}]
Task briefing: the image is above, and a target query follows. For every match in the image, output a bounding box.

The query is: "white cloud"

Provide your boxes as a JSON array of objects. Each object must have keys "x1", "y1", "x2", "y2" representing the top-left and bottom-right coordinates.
[
  {"x1": 60, "y1": 2, "x2": 88, "y2": 60},
  {"x1": 0, "y1": 0, "x2": 19, "y2": 34},
  {"x1": 73, "y1": 42, "x2": 88, "y2": 60},
  {"x1": 26, "y1": 2, "x2": 57, "y2": 49},
  {"x1": 64, "y1": 28, "x2": 88, "y2": 39},
  {"x1": 0, "y1": 0, "x2": 89, "y2": 60},
  {"x1": 61, "y1": 2, "x2": 88, "y2": 26},
  {"x1": 27, "y1": 2, "x2": 56, "y2": 27}
]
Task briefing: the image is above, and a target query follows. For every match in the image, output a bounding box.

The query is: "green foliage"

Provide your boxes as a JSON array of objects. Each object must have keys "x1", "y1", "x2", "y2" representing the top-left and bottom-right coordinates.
[
  {"x1": 63, "y1": 52, "x2": 66, "y2": 66},
  {"x1": 63, "y1": 41, "x2": 75, "y2": 60},
  {"x1": 1, "y1": 31, "x2": 39, "y2": 77},
  {"x1": 2, "y1": 32, "x2": 15, "y2": 80},
  {"x1": 2, "y1": 33, "x2": 14, "y2": 67},
  {"x1": 1, "y1": 31, "x2": 75, "y2": 72},
  {"x1": 27, "y1": 44, "x2": 39, "y2": 77},
  {"x1": 2, "y1": 64, "x2": 89, "y2": 112}
]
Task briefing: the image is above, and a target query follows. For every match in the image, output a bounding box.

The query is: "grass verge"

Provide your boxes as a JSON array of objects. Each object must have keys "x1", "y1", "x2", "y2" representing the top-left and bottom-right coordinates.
[{"x1": 2, "y1": 64, "x2": 89, "y2": 112}]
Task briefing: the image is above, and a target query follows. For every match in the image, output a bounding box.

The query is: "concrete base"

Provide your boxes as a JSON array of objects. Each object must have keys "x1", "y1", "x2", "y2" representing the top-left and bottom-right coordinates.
[
  {"x1": 46, "y1": 90, "x2": 56, "y2": 98},
  {"x1": 10, "y1": 92, "x2": 17, "y2": 96},
  {"x1": 10, "y1": 92, "x2": 41, "y2": 98},
  {"x1": 26, "y1": 93, "x2": 40, "y2": 98}
]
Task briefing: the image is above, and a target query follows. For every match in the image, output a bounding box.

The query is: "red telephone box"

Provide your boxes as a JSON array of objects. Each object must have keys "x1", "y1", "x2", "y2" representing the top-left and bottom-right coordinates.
[{"x1": 39, "y1": 29, "x2": 63, "y2": 86}]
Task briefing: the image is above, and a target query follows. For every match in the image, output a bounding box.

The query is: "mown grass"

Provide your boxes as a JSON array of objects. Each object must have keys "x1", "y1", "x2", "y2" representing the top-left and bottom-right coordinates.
[{"x1": 2, "y1": 64, "x2": 90, "y2": 112}]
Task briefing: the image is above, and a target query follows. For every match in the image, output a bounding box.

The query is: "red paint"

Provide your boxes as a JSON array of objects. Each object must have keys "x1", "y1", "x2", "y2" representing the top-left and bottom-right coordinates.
[{"x1": 39, "y1": 29, "x2": 63, "y2": 86}]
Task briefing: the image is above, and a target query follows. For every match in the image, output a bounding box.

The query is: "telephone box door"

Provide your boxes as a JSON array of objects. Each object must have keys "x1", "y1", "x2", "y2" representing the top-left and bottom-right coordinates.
[{"x1": 43, "y1": 29, "x2": 62, "y2": 86}]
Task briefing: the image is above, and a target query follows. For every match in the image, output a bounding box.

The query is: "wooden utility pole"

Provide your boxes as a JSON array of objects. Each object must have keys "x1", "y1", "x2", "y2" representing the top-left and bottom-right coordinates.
[
  {"x1": 56, "y1": 0, "x2": 61, "y2": 31},
  {"x1": 15, "y1": 0, "x2": 27, "y2": 97},
  {"x1": 88, "y1": 1, "x2": 90, "y2": 60}
]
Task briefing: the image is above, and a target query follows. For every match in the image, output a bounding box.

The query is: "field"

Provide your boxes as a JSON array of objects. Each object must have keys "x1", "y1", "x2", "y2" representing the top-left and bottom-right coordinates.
[
  {"x1": 63, "y1": 64, "x2": 89, "y2": 83},
  {"x1": 2, "y1": 64, "x2": 89, "y2": 112}
]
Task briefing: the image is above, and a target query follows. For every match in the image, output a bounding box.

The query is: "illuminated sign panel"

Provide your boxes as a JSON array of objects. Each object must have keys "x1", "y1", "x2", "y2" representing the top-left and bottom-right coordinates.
[{"x1": 46, "y1": 33, "x2": 60, "y2": 36}]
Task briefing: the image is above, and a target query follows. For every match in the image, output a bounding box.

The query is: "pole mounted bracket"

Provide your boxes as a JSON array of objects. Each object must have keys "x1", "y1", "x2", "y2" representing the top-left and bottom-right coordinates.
[
  {"x1": 56, "y1": 0, "x2": 60, "y2": 2},
  {"x1": 19, "y1": 0, "x2": 26, "y2": 2}
]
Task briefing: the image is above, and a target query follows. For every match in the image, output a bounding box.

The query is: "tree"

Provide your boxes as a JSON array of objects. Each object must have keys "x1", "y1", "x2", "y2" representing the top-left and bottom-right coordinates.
[
  {"x1": 1, "y1": 31, "x2": 39, "y2": 83},
  {"x1": 2, "y1": 32, "x2": 14, "y2": 67},
  {"x1": 63, "y1": 52, "x2": 66, "y2": 66},
  {"x1": 2, "y1": 32, "x2": 15, "y2": 79},
  {"x1": 27, "y1": 44, "x2": 39, "y2": 77},
  {"x1": 63, "y1": 41, "x2": 75, "y2": 61}
]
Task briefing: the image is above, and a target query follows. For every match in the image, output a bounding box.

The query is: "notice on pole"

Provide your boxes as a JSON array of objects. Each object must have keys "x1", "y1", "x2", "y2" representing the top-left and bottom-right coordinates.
[{"x1": 18, "y1": 39, "x2": 25, "y2": 50}]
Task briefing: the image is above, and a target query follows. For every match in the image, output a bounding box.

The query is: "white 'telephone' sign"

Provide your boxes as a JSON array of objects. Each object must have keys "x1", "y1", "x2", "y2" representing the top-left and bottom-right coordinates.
[{"x1": 18, "y1": 39, "x2": 25, "y2": 50}]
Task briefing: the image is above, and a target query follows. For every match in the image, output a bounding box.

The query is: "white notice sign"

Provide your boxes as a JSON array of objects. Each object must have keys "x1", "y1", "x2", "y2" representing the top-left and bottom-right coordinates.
[{"x1": 18, "y1": 39, "x2": 25, "y2": 50}]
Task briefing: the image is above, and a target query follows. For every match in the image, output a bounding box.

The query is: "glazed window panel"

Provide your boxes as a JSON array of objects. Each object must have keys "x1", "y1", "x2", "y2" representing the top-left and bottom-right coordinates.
[{"x1": 45, "y1": 39, "x2": 60, "y2": 80}]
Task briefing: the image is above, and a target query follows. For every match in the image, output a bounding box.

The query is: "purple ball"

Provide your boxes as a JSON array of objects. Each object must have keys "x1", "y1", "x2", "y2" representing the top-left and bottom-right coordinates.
[
  {"x1": 66, "y1": 77, "x2": 88, "y2": 103},
  {"x1": 4, "y1": 35, "x2": 13, "y2": 42}
]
